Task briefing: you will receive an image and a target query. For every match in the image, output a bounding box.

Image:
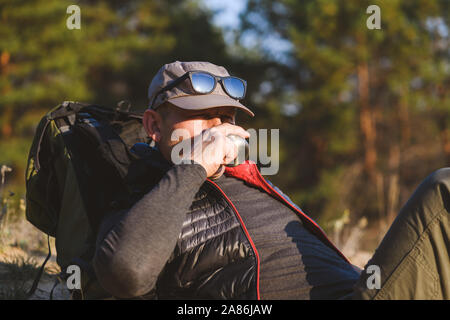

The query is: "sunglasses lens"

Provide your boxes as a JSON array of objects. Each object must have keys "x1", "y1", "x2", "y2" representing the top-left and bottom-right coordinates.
[
  {"x1": 191, "y1": 73, "x2": 215, "y2": 94},
  {"x1": 223, "y1": 77, "x2": 245, "y2": 99}
]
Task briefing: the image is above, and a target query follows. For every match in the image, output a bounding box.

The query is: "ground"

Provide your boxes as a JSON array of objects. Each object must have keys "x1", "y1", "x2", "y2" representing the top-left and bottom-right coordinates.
[{"x1": 0, "y1": 213, "x2": 70, "y2": 300}]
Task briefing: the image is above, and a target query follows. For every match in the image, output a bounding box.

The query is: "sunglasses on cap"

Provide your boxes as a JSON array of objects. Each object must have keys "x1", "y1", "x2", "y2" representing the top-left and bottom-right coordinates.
[{"x1": 150, "y1": 70, "x2": 247, "y2": 109}]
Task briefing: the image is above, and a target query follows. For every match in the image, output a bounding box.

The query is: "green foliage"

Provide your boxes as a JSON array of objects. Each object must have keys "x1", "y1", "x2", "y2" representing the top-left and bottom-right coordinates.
[
  {"x1": 0, "y1": 256, "x2": 40, "y2": 299},
  {"x1": 240, "y1": 0, "x2": 449, "y2": 225},
  {"x1": 0, "y1": 0, "x2": 230, "y2": 109},
  {"x1": 0, "y1": 0, "x2": 234, "y2": 200}
]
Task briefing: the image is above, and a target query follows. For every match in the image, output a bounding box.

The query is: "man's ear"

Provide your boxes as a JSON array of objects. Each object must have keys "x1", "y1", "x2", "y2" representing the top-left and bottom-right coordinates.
[{"x1": 143, "y1": 109, "x2": 162, "y2": 142}]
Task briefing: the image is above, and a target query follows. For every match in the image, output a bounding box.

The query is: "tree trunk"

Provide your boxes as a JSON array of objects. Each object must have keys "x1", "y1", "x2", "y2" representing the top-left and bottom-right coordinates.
[
  {"x1": 1, "y1": 107, "x2": 13, "y2": 139},
  {"x1": 440, "y1": 128, "x2": 450, "y2": 163},
  {"x1": 358, "y1": 62, "x2": 377, "y2": 182},
  {"x1": 386, "y1": 144, "x2": 400, "y2": 223},
  {"x1": 398, "y1": 88, "x2": 411, "y2": 148},
  {"x1": 1, "y1": 51, "x2": 12, "y2": 139}
]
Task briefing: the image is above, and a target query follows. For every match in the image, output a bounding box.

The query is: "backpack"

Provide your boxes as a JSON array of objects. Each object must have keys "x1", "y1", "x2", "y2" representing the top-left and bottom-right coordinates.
[{"x1": 25, "y1": 101, "x2": 152, "y2": 299}]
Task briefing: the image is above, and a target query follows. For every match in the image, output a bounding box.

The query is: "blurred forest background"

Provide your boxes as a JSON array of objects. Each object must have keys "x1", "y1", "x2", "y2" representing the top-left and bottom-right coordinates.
[{"x1": 0, "y1": 0, "x2": 449, "y2": 271}]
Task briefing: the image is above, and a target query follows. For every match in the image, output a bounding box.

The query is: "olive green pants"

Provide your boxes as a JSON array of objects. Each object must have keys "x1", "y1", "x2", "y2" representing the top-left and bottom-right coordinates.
[{"x1": 353, "y1": 168, "x2": 450, "y2": 300}]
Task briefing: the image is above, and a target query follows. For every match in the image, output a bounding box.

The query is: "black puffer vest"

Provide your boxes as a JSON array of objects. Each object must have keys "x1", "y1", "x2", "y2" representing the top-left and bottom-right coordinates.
[
  {"x1": 128, "y1": 146, "x2": 350, "y2": 300},
  {"x1": 156, "y1": 179, "x2": 258, "y2": 299}
]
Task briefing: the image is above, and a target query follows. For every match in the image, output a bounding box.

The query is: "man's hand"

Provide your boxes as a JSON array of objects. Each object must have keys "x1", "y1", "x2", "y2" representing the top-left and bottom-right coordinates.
[{"x1": 187, "y1": 123, "x2": 249, "y2": 178}]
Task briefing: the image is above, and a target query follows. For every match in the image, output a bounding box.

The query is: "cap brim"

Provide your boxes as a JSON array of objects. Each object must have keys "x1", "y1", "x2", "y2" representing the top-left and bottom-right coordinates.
[{"x1": 167, "y1": 94, "x2": 254, "y2": 117}]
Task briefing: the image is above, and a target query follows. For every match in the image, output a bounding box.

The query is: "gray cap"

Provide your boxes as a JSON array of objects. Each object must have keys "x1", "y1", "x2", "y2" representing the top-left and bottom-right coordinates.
[{"x1": 147, "y1": 61, "x2": 254, "y2": 117}]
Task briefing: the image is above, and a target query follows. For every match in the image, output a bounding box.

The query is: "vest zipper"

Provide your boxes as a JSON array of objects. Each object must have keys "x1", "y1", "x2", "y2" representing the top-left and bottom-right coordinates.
[{"x1": 206, "y1": 179, "x2": 261, "y2": 300}]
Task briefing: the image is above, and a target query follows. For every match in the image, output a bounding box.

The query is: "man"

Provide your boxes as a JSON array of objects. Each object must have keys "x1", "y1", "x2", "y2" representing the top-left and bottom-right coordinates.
[{"x1": 93, "y1": 61, "x2": 449, "y2": 299}]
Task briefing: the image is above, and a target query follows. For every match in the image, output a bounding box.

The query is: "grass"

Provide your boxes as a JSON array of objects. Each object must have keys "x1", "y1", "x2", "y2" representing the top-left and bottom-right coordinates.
[
  {"x1": 0, "y1": 256, "x2": 41, "y2": 299},
  {"x1": 0, "y1": 165, "x2": 63, "y2": 300}
]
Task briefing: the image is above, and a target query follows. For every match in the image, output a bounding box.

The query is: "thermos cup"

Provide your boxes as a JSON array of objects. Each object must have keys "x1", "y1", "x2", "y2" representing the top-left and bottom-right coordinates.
[{"x1": 225, "y1": 134, "x2": 249, "y2": 167}]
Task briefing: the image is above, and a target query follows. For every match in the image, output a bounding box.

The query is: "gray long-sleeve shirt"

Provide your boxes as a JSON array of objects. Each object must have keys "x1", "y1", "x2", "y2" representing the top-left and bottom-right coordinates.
[{"x1": 93, "y1": 163, "x2": 207, "y2": 298}]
